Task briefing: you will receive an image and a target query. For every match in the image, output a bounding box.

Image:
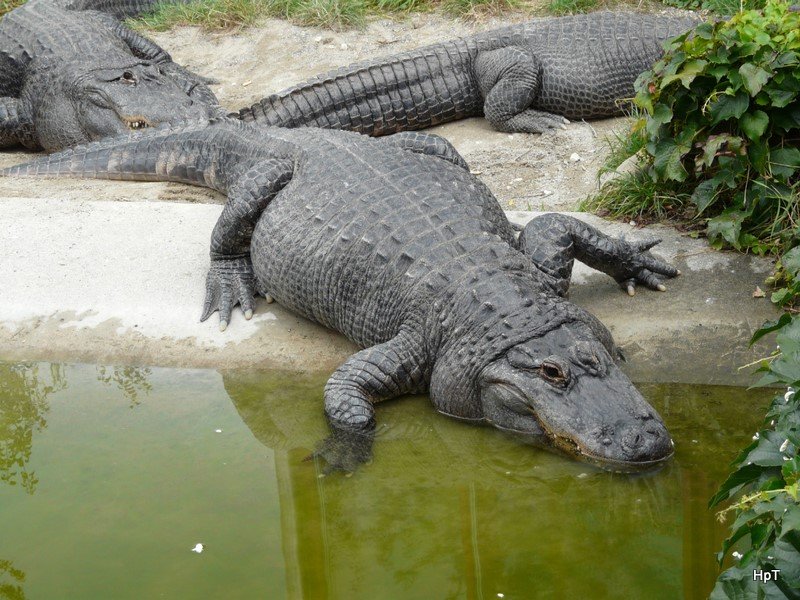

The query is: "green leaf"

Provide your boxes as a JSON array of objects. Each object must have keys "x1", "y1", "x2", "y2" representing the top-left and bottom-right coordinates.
[
  {"x1": 710, "y1": 463, "x2": 764, "y2": 508},
  {"x1": 771, "y1": 147, "x2": 800, "y2": 180},
  {"x1": 710, "y1": 91, "x2": 750, "y2": 125},
  {"x1": 708, "y1": 211, "x2": 746, "y2": 249},
  {"x1": 771, "y1": 288, "x2": 792, "y2": 305},
  {"x1": 751, "y1": 314, "x2": 791, "y2": 345},
  {"x1": 782, "y1": 247, "x2": 800, "y2": 279},
  {"x1": 652, "y1": 138, "x2": 689, "y2": 182},
  {"x1": 739, "y1": 63, "x2": 772, "y2": 96},
  {"x1": 661, "y1": 59, "x2": 709, "y2": 89},
  {"x1": 691, "y1": 178, "x2": 723, "y2": 213},
  {"x1": 740, "y1": 110, "x2": 769, "y2": 141}
]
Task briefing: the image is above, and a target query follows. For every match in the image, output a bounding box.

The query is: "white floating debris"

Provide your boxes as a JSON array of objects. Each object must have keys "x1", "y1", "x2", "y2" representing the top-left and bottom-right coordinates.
[
  {"x1": 498, "y1": 594, "x2": 505, "y2": 598},
  {"x1": 569, "y1": 153, "x2": 582, "y2": 162},
  {"x1": 692, "y1": 440, "x2": 698, "y2": 443},
  {"x1": 505, "y1": 471, "x2": 511, "y2": 475},
  {"x1": 577, "y1": 472, "x2": 588, "y2": 479},
  {"x1": 191, "y1": 543, "x2": 204, "y2": 554},
  {"x1": 780, "y1": 439, "x2": 790, "y2": 452},
  {"x1": 215, "y1": 429, "x2": 222, "y2": 434}
]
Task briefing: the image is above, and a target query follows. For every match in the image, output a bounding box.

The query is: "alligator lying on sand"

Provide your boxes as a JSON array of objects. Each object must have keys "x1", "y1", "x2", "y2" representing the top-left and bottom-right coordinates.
[
  {"x1": 238, "y1": 11, "x2": 699, "y2": 135},
  {"x1": 0, "y1": 0, "x2": 218, "y2": 151},
  {"x1": 2, "y1": 121, "x2": 679, "y2": 473}
]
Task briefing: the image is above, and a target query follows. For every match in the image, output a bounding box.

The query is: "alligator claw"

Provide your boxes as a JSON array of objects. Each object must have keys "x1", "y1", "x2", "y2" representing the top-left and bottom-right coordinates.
[
  {"x1": 310, "y1": 422, "x2": 375, "y2": 475},
  {"x1": 614, "y1": 237, "x2": 678, "y2": 296},
  {"x1": 201, "y1": 257, "x2": 257, "y2": 328}
]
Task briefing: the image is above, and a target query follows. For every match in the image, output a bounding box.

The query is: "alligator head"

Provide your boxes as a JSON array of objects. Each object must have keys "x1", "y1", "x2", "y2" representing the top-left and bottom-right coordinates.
[
  {"x1": 477, "y1": 319, "x2": 673, "y2": 472},
  {"x1": 21, "y1": 56, "x2": 217, "y2": 151},
  {"x1": 429, "y1": 288, "x2": 673, "y2": 472}
]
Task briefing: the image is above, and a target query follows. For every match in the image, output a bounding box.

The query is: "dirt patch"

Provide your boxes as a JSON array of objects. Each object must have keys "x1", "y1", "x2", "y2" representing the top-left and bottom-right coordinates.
[{"x1": 0, "y1": 12, "x2": 634, "y2": 210}]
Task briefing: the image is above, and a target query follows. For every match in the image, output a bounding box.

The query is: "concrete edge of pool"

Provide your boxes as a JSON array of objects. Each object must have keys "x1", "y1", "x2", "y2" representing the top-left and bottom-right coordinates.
[{"x1": 0, "y1": 197, "x2": 779, "y2": 385}]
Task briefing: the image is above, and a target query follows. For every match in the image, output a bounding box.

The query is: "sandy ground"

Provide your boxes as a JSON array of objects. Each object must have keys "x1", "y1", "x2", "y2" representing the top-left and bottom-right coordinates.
[{"x1": 0, "y1": 13, "x2": 634, "y2": 210}]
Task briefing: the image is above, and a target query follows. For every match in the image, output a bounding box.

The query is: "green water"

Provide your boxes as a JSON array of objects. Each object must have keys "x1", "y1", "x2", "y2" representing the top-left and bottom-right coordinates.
[{"x1": 0, "y1": 362, "x2": 773, "y2": 600}]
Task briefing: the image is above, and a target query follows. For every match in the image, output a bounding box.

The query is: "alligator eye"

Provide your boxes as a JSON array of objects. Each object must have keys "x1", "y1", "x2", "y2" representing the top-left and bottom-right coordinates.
[
  {"x1": 120, "y1": 71, "x2": 136, "y2": 84},
  {"x1": 540, "y1": 361, "x2": 567, "y2": 385}
]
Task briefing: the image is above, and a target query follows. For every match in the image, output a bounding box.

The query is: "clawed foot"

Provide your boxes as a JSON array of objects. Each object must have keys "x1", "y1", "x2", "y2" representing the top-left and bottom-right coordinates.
[
  {"x1": 613, "y1": 238, "x2": 680, "y2": 296},
  {"x1": 308, "y1": 422, "x2": 375, "y2": 475},
  {"x1": 498, "y1": 109, "x2": 570, "y2": 133},
  {"x1": 201, "y1": 256, "x2": 256, "y2": 330}
]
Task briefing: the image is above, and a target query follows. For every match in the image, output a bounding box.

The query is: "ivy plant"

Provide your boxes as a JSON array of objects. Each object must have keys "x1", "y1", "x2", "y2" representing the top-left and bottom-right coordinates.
[
  {"x1": 634, "y1": 1, "x2": 800, "y2": 255},
  {"x1": 709, "y1": 317, "x2": 800, "y2": 599}
]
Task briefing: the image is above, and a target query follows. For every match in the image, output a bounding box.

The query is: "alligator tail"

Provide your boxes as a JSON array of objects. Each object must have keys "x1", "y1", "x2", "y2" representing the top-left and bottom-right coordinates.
[
  {"x1": 237, "y1": 44, "x2": 479, "y2": 137},
  {"x1": 0, "y1": 122, "x2": 214, "y2": 188}
]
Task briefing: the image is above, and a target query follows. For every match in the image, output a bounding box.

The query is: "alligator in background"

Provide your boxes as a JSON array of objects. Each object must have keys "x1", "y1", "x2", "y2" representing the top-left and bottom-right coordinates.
[
  {"x1": 1, "y1": 121, "x2": 679, "y2": 473},
  {"x1": 238, "y1": 11, "x2": 699, "y2": 135},
  {"x1": 0, "y1": 0, "x2": 218, "y2": 151}
]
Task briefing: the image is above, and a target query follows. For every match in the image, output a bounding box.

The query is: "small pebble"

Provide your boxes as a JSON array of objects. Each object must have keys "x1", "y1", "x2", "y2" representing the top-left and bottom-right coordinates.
[
  {"x1": 541, "y1": 189, "x2": 553, "y2": 197},
  {"x1": 340, "y1": 43, "x2": 348, "y2": 50},
  {"x1": 629, "y1": 221, "x2": 637, "y2": 227},
  {"x1": 314, "y1": 36, "x2": 322, "y2": 42},
  {"x1": 569, "y1": 153, "x2": 581, "y2": 162}
]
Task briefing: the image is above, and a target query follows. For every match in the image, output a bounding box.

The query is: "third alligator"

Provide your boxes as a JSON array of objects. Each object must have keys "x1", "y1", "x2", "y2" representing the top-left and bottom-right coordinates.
[{"x1": 237, "y1": 11, "x2": 698, "y2": 135}]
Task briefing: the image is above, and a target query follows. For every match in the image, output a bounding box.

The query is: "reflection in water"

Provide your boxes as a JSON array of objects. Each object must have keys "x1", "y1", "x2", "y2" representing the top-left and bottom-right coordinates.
[
  {"x1": 0, "y1": 559, "x2": 25, "y2": 600},
  {"x1": 0, "y1": 363, "x2": 64, "y2": 495},
  {"x1": 95, "y1": 365, "x2": 152, "y2": 407},
  {"x1": 222, "y1": 372, "x2": 761, "y2": 600}
]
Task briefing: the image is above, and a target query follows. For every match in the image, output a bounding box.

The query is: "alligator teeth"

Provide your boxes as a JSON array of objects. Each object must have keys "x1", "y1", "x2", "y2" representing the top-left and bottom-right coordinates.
[{"x1": 126, "y1": 119, "x2": 149, "y2": 130}]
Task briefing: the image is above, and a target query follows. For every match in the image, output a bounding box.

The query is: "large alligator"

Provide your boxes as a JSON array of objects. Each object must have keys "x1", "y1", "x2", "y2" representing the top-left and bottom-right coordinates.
[
  {"x1": 2, "y1": 120, "x2": 679, "y2": 473},
  {"x1": 0, "y1": 0, "x2": 218, "y2": 151},
  {"x1": 237, "y1": 11, "x2": 699, "y2": 135}
]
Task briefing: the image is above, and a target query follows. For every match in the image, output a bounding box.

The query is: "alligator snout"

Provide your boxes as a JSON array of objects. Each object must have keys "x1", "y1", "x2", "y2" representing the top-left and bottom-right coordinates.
[{"x1": 618, "y1": 416, "x2": 673, "y2": 462}]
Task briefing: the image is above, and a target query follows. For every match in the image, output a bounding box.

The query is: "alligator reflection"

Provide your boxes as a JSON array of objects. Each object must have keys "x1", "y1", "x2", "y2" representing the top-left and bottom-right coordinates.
[
  {"x1": 0, "y1": 363, "x2": 65, "y2": 495},
  {"x1": 223, "y1": 372, "x2": 757, "y2": 600}
]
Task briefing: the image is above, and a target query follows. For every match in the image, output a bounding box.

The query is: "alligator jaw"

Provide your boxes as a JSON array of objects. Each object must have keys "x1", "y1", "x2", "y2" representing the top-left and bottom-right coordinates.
[
  {"x1": 122, "y1": 115, "x2": 153, "y2": 130},
  {"x1": 490, "y1": 381, "x2": 674, "y2": 473}
]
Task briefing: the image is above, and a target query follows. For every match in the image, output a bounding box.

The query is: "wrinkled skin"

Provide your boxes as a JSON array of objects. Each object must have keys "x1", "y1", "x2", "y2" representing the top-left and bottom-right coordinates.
[
  {"x1": 479, "y1": 323, "x2": 673, "y2": 471},
  {"x1": 22, "y1": 58, "x2": 216, "y2": 151}
]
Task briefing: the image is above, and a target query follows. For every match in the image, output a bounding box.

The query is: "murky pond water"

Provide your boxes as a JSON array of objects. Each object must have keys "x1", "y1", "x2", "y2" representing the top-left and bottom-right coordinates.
[{"x1": 0, "y1": 361, "x2": 772, "y2": 599}]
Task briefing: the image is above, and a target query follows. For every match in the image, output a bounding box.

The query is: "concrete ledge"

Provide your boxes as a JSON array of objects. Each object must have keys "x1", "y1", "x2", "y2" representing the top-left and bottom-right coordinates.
[{"x1": 0, "y1": 198, "x2": 779, "y2": 384}]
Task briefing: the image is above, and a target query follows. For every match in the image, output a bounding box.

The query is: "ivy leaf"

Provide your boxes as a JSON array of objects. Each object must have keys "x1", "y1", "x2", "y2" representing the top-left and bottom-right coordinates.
[
  {"x1": 708, "y1": 210, "x2": 746, "y2": 249},
  {"x1": 652, "y1": 138, "x2": 689, "y2": 181},
  {"x1": 661, "y1": 58, "x2": 708, "y2": 89},
  {"x1": 771, "y1": 147, "x2": 800, "y2": 180},
  {"x1": 781, "y1": 246, "x2": 800, "y2": 279},
  {"x1": 709, "y1": 463, "x2": 764, "y2": 507},
  {"x1": 710, "y1": 91, "x2": 750, "y2": 125},
  {"x1": 740, "y1": 110, "x2": 769, "y2": 141},
  {"x1": 691, "y1": 178, "x2": 723, "y2": 213},
  {"x1": 739, "y1": 63, "x2": 772, "y2": 96}
]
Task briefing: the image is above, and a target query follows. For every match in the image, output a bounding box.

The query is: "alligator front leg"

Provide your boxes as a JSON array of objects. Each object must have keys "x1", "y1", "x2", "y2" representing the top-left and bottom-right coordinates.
[
  {"x1": 381, "y1": 132, "x2": 470, "y2": 170},
  {"x1": 0, "y1": 97, "x2": 36, "y2": 149},
  {"x1": 518, "y1": 213, "x2": 679, "y2": 296},
  {"x1": 475, "y1": 47, "x2": 569, "y2": 134},
  {"x1": 201, "y1": 158, "x2": 295, "y2": 329},
  {"x1": 318, "y1": 330, "x2": 428, "y2": 473}
]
